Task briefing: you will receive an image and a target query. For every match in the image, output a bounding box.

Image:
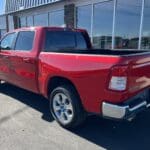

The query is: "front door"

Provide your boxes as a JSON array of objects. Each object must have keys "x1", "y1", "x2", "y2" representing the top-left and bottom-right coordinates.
[
  {"x1": 10, "y1": 31, "x2": 39, "y2": 93},
  {"x1": 0, "y1": 32, "x2": 17, "y2": 83}
]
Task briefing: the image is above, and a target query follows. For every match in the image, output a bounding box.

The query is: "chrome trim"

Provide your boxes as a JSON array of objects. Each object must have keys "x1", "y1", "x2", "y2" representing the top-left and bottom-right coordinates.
[
  {"x1": 102, "y1": 101, "x2": 147, "y2": 119},
  {"x1": 147, "y1": 104, "x2": 150, "y2": 108},
  {"x1": 129, "y1": 101, "x2": 147, "y2": 112},
  {"x1": 102, "y1": 102, "x2": 129, "y2": 119}
]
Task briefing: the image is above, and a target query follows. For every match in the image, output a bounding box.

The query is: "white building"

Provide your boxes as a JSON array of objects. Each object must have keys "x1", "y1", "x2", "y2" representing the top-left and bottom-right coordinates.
[{"x1": 1, "y1": 0, "x2": 150, "y2": 50}]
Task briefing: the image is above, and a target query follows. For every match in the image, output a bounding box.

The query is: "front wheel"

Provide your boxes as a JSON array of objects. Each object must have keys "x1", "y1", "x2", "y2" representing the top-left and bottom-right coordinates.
[{"x1": 49, "y1": 85, "x2": 86, "y2": 129}]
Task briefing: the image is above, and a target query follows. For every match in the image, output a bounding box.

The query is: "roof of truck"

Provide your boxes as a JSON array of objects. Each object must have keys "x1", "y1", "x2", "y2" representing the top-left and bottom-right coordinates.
[{"x1": 12, "y1": 26, "x2": 87, "y2": 33}]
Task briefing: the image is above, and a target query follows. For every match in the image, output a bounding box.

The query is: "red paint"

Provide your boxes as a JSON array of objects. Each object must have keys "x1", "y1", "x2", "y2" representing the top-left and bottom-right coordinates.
[{"x1": 0, "y1": 27, "x2": 150, "y2": 114}]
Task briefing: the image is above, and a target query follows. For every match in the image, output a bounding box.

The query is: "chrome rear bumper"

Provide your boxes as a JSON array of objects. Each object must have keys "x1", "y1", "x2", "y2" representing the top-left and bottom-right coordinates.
[
  {"x1": 102, "y1": 88, "x2": 150, "y2": 120},
  {"x1": 102, "y1": 101, "x2": 148, "y2": 119}
]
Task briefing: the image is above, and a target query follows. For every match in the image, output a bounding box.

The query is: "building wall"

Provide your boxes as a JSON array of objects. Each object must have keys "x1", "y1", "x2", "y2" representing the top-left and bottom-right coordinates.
[
  {"x1": 0, "y1": 0, "x2": 5, "y2": 15},
  {"x1": 0, "y1": 15, "x2": 7, "y2": 38},
  {"x1": 4, "y1": 0, "x2": 150, "y2": 50},
  {"x1": 5, "y1": 0, "x2": 63, "y2": 13}
]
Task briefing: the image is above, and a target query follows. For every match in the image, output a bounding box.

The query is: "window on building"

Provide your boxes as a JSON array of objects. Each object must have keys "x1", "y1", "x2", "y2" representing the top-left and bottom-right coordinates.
[
  {"x1": 0, "y1": 29, "x2": 6, "y2": 39},
  {"x1": 8, "y1": 15, "x2": 15, "y2": 31},
  {"x1": 49, "y1": 10, "x2": 64, "y2": 26},
  {"x1": 0, "y1": 33, "x2": 16, "y2": 50},
  {"x1": 44, "y1": 31, "x2": 87, "y2": 51},
  {"x1": 141, "y1": 0, "x2": 150, "y2": 50},
  {"x1": 115, "y1": 0, "x2": 142, "y2": 49},
  {"x1": 20, "y1": 17, "x2": 27, "y2": 27},
  {"x1": 77, "y1": 5, "x2": 92, "y2": 36},
  {"x1": 93, "y1": 1, "x2": 114, "y2": 49},
  {"x1": 0, "y1": 0, "x2": 5, "y2": 15},
  {"x1": 0, "y1": 16, "x2": 6, "y2": 29},
  {"x1": 1, "y1": 29, "x2": 7, "y2": 37},
  {"x1": 34, "y1": 13, "x2": 48, "y2": 26},
  {"x1": 15, "y1": 31, "x2": 35, "y2": 51},
  {"x1": 27, "y1": 16, "x2": 34, "y2": 27}
]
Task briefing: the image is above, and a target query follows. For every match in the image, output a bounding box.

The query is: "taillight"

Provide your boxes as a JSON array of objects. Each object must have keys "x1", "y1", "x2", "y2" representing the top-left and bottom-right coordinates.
[{"x1": 109, "y1": 65, "x2": 128, "y2": 91}]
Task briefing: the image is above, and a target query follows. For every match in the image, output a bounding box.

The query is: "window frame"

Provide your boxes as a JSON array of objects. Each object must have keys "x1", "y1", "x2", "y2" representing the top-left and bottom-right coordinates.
[{"x1": 14, "y1": 30, "x2": 35, "y2": 52}]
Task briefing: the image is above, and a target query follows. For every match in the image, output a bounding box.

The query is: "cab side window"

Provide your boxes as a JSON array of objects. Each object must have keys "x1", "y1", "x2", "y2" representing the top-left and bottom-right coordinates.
[
  {"x1": 0, "y1": 33, "x2": 16, "y2": 50},
  {"x1": 44, "y1": 31, "x2": 87, "y2": 52},
  {"x1": 15, "y1": 31, "x2": 35, "y2": 51}
]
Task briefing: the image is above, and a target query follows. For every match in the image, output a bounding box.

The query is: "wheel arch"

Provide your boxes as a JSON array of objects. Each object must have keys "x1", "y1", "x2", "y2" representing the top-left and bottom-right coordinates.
[
  {"x1": 47, "y1": 76, "x2": 80, "y2": 100},
  {"x1": 48, "y1": 76, "x2": 87, "y2": 128}
]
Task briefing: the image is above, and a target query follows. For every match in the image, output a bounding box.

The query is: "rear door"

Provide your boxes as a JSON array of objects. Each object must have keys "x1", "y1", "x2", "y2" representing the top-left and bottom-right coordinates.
[
  {"x1": 0, "y1": 32, "x2": 17, "y2": 82},
  {"x1": 10, "y1": 31, "x2": 39, "y2": 93}
]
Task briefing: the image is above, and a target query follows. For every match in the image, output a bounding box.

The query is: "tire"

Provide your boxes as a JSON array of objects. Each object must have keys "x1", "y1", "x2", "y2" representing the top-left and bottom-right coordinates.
[{"x1": 49, "y1": 85, "x2": 86, "y2": 129}]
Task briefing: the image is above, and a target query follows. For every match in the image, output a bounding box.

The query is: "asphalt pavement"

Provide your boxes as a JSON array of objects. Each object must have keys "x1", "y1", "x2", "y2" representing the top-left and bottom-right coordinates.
[{"x1": 0, "y1": 83, "x2": 150, "y2": 150}]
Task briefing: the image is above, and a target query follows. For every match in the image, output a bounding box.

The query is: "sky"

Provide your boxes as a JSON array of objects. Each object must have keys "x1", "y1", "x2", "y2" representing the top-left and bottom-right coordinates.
[{"x1": 0, "y1": 0, "x2": 5, "y2": 15}]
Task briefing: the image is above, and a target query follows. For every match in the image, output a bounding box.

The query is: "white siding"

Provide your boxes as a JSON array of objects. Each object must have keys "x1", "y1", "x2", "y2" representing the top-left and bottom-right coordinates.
[{"x1": 5, "y1": 0, "x2": 62, "y2": 13}]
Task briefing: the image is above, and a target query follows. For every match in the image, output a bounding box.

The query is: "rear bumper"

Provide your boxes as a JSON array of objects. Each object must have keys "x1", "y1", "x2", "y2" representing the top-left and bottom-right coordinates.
[{"x1": 102, "y1": 88, "x2": 150, "y2": 120}]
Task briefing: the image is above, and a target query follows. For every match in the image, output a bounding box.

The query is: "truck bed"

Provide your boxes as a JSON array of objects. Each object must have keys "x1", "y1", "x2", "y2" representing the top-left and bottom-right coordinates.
[{"x1": 49, "y1": 49, "x2": 150, "y2": 56}]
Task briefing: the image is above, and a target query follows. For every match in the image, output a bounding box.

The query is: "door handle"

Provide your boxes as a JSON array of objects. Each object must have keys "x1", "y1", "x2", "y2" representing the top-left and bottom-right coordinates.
[
  {"x1": 23, "y1": 57, "x2": 34, "y2": 64},
  {"x1": 23, "y1": 57, "x2": 30, "y2": 62}
]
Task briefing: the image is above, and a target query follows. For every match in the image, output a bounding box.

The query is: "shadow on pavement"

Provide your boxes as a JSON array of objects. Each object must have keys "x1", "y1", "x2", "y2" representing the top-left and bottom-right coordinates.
[
  {"x1": 71, "y1": 110, "x2": 150, "y2": 150},
  {"x1": 1, "y1": 83, "x2": 150, "y2": 150},
  {"x1": 0, "y1": 83, "x2": 54, "y2": 122}
]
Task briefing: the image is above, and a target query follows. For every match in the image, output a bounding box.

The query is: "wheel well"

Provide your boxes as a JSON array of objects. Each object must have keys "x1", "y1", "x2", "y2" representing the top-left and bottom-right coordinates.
[
  {"x1": 47, "y1": 76, "x2": 86, "y2": 112},
  {"x1": 47, "y1": 76, "x2": 78, "y2": 97}
]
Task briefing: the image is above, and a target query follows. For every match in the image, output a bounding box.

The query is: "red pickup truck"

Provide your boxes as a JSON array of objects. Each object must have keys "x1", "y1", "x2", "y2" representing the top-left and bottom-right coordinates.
[{"x1": 0, "y1": 27, "x2": 150, "y2": 128}]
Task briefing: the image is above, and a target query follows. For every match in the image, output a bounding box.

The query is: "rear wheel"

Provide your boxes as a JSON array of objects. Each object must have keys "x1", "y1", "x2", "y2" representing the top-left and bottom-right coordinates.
[{"x1": 49, "y1": 85, "x2": 86, "y2": 129}]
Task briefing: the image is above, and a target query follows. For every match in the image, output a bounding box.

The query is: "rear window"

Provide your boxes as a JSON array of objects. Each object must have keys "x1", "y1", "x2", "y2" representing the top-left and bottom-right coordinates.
[{"x1": 44, "y1": 31, "x2": 87, "y2": 52}]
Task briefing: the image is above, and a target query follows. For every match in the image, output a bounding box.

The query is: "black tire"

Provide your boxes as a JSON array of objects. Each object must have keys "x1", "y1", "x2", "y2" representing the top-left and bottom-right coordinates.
[{"x1": 49, "y1": 85, "x2": 86, "y2": 129}]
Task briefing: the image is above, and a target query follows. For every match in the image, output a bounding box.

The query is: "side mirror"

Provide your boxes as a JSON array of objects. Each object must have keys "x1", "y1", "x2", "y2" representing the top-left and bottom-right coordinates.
[{"x1": 0, "y1": 41, "x2": 10, "y2": 50}]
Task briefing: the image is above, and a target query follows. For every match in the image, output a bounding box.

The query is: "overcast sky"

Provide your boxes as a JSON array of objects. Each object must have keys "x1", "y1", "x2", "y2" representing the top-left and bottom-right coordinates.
[{"x1": 0, "y1": 0, "x2": 5, "y2": 15}]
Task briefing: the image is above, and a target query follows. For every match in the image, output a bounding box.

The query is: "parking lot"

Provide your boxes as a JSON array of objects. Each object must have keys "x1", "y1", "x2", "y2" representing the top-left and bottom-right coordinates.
[{"x1": 0, "y1": 83, "x2": 150, "y2": 150}]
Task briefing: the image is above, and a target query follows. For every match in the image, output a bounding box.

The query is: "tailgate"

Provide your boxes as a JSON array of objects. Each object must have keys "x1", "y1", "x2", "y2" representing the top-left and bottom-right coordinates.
[{"x1": 127, "y1": 53, "x2": 150, "y2": 93}]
